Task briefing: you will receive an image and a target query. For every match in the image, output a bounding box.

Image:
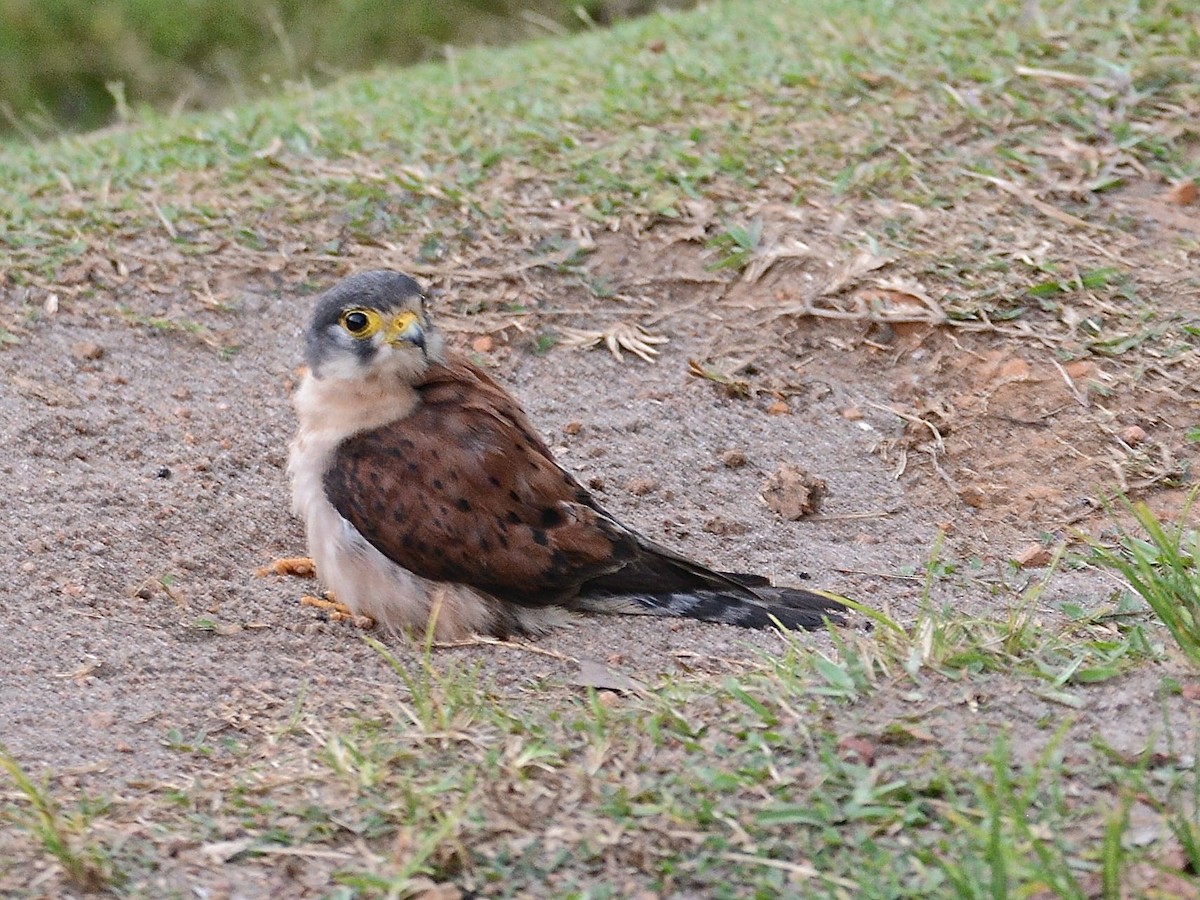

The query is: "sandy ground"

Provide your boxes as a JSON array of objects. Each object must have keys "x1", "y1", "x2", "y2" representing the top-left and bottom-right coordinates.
[{"x1": 2, "y1": 259, "x2": 927, "y2": 786}]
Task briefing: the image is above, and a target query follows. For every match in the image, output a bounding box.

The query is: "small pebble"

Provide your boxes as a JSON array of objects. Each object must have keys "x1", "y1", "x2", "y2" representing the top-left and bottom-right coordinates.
[
  {"x1": 71, "y1": 341, "x2": 104, "y2": 361},
  {"x1": 1014, "y1": 544, "x2": 1052, "y2": 568},
  {"x1": 624, "y1": 477, "x2": 659, "y2": 496},
  {"x1": 1120, "y1": 424, "x2": 1147, "y2": 446},
  {"x1": 720, "y1": 449, "x2": 747, "y2": 468}
]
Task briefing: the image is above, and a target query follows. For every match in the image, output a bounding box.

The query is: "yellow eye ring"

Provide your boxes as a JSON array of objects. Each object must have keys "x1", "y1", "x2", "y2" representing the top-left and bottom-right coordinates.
[{"x1": 339, "y1": 308, "x2": 382, "y2": 338}]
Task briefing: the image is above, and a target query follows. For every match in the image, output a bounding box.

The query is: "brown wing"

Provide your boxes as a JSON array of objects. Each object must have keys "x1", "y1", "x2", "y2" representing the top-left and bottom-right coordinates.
[{"x1": 323, "y1": 356, "x2": 639, "y2": 606}]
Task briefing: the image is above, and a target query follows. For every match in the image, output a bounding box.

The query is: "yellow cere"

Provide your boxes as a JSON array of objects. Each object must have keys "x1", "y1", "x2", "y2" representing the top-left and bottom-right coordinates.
[
  {"x1": 339, "y1": 307, "x2": 383, "y2": 338},
  {"x1": 384, "y1": 311, "x2": 419, "y2": 343}
]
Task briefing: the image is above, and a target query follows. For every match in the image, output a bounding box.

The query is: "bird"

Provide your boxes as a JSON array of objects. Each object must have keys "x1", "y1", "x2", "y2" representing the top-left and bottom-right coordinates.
[{"x1": 287, "y1": 269, "x2": 849, "y2": 641}]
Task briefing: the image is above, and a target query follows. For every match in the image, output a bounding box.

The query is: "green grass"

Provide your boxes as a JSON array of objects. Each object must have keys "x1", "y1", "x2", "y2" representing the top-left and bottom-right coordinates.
[
  {"x1": 2, "y1": 0, "x2": 1195, "y2": 367},
  {"x1": 4, "y1": 0, "x2": 1198, "y2": 235},
  {"x1": 0, "y1": 0, "x2": 646, "y2": 135},
  {"x1": 0, "y1": 744, "x2": 114, "y2": 891},
  {"x1": 153, "y1": 632, "x2": 1189, "y2": 897},
  {"x1": 2, "y1": 577, "x2": 1193, "y2": 894},
  {"x1": 1089, "y1": 490, "x2": 1200, "y2": 667}
]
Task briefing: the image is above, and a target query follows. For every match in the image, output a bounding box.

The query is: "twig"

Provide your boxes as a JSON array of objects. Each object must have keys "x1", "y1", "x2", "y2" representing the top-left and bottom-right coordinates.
[
  {"x1": 866, "y1": 402, "x2": 945, "y2": 451},
  {"x1": 963, "y1": 171, "x2": 1104, "y2": 232},
  {"x1": 1013, "y1": 65, "x2": 1098, "y2": 88},
  {"x1": 718, "y1": 851, "x2": 859, "y2": 889},
  {"x1": 433, "y1": 636, "x2": 579, "y2": 663},
  {"x1": 803, "y1": 506, "x2": 903, "y2": 522},
  {"x1": 833, "y1": 567, "x2": 921, "y2": 581},
  {"x1": 1050, "y1": 357, "x2": 1089, "y2": 407},
  {"x1": 149, "y1": 201, "x2": 177, "y2": 239}
]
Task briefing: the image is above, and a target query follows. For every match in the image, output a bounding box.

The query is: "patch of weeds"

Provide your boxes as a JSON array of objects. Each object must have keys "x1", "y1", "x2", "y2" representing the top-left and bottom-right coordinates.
[
  {"x1": 706, "y1": 217, "x2": 762, "y2": 271},
  {"x1": 318, "y1": 643, "x2": 490, "y2": 889},
  {"x1": 1086, "y1": 327, "x2": 1159, "y2": 358},
  {"x1": 871, "y1": 535, "x2": 1062, "y2": 679},
  {"x1": 1026, "y1": 266, "x2": 1122, "y2": 301},
  {"x1": 117, "y1": 306, "x2": 238, "y2": 356},
  {"x1": 757, "y1": 742, "x2": 928, "y2": 832},
  {"x1": 0, "y1": 743, "x2": 115, "y2": 891},
  {"x1": 1171, "y1": 813, "x2": 1200, "y2": 874},
  {"x1": 331, "y1": 796, "x2": 468, "y2": 897},
  {"x1": 363, "y1": 634, "x2": 489, "y2": 735},
  {"x1": 926, "y1": 728, "x2": 1132, "y2": 897},
  {"x1": 579, "y1": 272, "x2": 616, "y2": 299},
  {"x1": 118, "y1": 307, "x2": 206, "y2": 335},
  {"x1": 806, "y1": 628, "x2": 881, "y2": 702},
  {"x1": 163, "y1": 727, "x2": 214, "y2": 757},
  {"x1": 839, "y1": 536, "x2": 1159, "y2": 693},
  {"x1": 1088, "y1": 488, "x2": 1200, "y2": 667}
]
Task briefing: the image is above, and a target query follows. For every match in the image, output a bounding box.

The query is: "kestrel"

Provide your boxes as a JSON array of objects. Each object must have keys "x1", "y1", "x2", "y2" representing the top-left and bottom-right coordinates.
[{"x1": 288, "y1": 270, "x2": 848, "y2": 640}]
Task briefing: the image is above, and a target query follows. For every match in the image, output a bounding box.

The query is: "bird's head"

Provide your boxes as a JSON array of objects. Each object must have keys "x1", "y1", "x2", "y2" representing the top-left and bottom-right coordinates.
[{"x1": 304, "y1": 270, "x2": 444, "y2": 383}]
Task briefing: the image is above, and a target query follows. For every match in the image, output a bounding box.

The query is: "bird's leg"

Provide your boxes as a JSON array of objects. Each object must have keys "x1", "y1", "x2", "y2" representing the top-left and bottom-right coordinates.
[
  {"x1": 300, "y1": 592, "x2": 376, "y2": 629},
  {"x1": 258, "y1": 558, "x2": 375, "y2": 628}
]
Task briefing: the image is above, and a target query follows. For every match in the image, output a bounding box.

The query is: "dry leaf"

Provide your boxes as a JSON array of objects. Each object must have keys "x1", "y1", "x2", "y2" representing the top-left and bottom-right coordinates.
[
  {"x1": 837, "y1": 735, "x2": 877, "y2": 766},
  {"x1": 572, "y1": 659, "x2": 646, "y2": 695},
  {"x1": 1164, "y1": 180, "x2": 1198, "y2": 206},
  {"x1": 202, "y1": 838, "x2": 255, "y2": 863},
  {"x1": 762, "y1": 465, "x2": 826, "y2": 519},
  {"x1": 822, "y1": 250, "x2": 893, "y2": 298},
  {"x1": 1013, "y1": 544, "x2": 1052, "y2": 568},
  {"x1": 741, "y1": 236, "x2": 812, "y2": 284}
]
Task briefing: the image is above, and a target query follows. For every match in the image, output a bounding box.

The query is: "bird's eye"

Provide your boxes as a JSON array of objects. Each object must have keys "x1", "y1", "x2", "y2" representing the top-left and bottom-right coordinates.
[{"x1": 339, "y1": 308, "x2": 379, "y2": 337}]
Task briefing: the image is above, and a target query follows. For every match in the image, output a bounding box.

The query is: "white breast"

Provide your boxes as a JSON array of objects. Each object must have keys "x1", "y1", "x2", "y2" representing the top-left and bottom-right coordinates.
[{"x1": 287, "y1": 371, "x2": 499, "y2": 640}]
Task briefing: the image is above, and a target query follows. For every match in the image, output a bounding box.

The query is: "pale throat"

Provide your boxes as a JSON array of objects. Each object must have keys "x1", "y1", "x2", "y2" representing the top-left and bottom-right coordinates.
[{"x1": 293, "y1": 368, "x2": 421, "y2": 442}]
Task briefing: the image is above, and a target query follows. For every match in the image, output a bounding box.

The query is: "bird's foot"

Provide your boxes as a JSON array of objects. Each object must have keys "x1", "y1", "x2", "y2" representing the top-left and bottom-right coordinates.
[
  {"x1": 300, "y1": 593, "x2": 376, "y2": 629},
  {"x1": 257, "y1": 556, "x2": 317, "y2": 578}
]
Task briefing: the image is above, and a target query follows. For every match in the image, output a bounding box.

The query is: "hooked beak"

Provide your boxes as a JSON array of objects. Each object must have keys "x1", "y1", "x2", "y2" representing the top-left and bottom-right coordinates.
[{"x1": 384, "y1": 311, "x2": 425, "y2": 350}]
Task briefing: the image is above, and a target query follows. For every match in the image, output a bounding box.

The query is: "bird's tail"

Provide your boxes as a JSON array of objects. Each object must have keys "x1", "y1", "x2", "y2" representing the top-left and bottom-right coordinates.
[{"x1": 575, "y1": 582, "x2": 847, "y2": 630}]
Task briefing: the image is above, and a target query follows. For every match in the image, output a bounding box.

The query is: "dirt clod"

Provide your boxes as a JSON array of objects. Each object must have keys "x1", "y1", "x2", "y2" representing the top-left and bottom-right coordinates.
[
  {"x1": 719, "y1": 448, "x2": 747, "y2": 468},
  {"x1": 958, "y1": 485, "x2": 987, "y2": 508},
  {"x1": 1120, "y1": 424, "x2": 1147, "y2": 446},
  {"x1": 70, "y1": 341, "x2": 105, "y2": 361},
  {"x1": 1164, "y1": 180, "x2": 1198, "y2": 206},
  {"x1": 837, "y1": 735, "x2": 876, "y2": 766},
  {"x1": 624, "y1": 477, "x2": 659, "y2": 496},
  {"x1": 761, "y1": 464, "x2": 826, "y2": 519},
  {"x1": 1013, "y1": 544, "x2": 1052, "y2": 568},
  {"x1": 702, "y1": 516, "x2": 750, "y2": 536}
]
